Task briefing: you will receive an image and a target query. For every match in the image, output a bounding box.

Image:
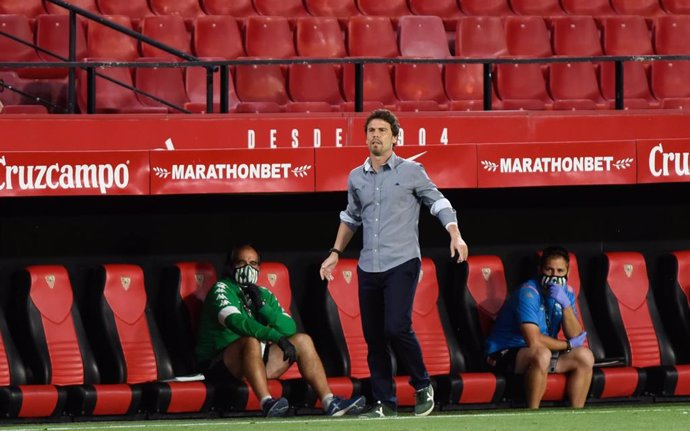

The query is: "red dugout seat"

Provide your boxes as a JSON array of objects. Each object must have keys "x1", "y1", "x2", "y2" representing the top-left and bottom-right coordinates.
[
  {"x1": 657, "y1": 252, "x2": 690, "y2": 368},
  {"x1": 12, "y1": 265, "x2": 142, "y2": 416},
  {"x1": 510, "y1": 0, "x2": 566, "y2": 15},
  {"x1": 561, "y1": 0, "x2": 616, "y2": 14},
  {"x1": 89, "y1": 264, "x2": 212, "y2": 414},
  {"x1": 460, "y1": 0, "x2": 514, "y2": 15}
]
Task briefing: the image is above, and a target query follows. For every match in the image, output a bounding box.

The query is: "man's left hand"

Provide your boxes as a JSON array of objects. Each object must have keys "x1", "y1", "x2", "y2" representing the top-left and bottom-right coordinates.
[
  {"x1": 242, "y1": 283, "x2": 265, "y2": 312},
  {"x1": 450, "y1": 236, "x2": 468, "y2": 263}
]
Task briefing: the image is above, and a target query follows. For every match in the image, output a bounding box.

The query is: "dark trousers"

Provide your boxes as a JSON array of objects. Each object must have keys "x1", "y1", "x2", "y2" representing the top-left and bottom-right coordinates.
[{"x1": 358, "y1": 258, "x2": 430, "y2": 410}]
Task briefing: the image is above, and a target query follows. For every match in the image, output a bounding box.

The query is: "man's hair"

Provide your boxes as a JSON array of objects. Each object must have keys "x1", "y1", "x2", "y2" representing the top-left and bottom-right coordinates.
[
  {"x1": 539, "y1": 245, "x2": 570, "y2": 268},
  {"x1": 364, "y1": 109, "x2": 400, "y2": 137}
]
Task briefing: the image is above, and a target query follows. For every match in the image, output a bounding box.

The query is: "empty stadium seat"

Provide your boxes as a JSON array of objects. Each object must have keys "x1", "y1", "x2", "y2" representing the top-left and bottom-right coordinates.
[
  {"x1": 603, "y1": 16, "x2": 654, "y2": 56},
  {"x1": 496, "y1": 63, "x2": 554, "y2": 110},
  {"x1": 201, "y1": 0, "x2": 257, "y2": 17},
  {"x1": 600, "y1": 62, "x2": 660, "y2": 109},
  {"x1": 325, "y1": 258, "x2": 505, "y2": 408},
  {"x1": 184, "y1": 59, "x2": 240, "y2": 113},
  {"x1": 455, "y1": 16, "x2": 508, "y2": 58},
  {"x1": 510, "y1": 0, "x2": 566, "y2": 15},
  {"x1": 140, "y1": 15, "x2": 192, "y2": 59},
  {"x1": 357, "y1": 0, "x2": 411, "y2": 17},
  {"x1": 0, "y1": 302, "x2": 65, "y2": 417},
  {"x1": 86, "y1": 15, "x2": 139, "y2": 61},
  {"x1": 234, "y1": 63, "x2": 289, "y2": 113},
  {"x1": 89, "y1": 264, "x2": 212, "y2": 414},
  {"x1": 561, "y1": 0, "x2": 616, "y2": 14},
  {"x1": 505, "y1": 16, "x2": 553, "y2": 57},
  {"x1": 408, "y1": 0, "x2": 463, "y2": 31},
  {"x1": 96, "y1": 0, "x2": 154, "y2": 20},
  {"x1": 654, "y1": 15, "x2": 690, "y2": 55},
  {"x1": 550, "y1": 62, "x2": 608, "y2": 110},
  {"x1": 193, "y1": 15, "x2": 245, "y2": 59},
  {"x1": 444, "y1": 64, "x2": 501, "y2": 111},
  {"x1": 651, "y1": 60, "x2": 690, "y2": 109},
  {"x1": 399, "y1": 16, "x2": 451, "y2": 58},
  {"x1": 347, "y1": 16, "x2": 399, "y2": 57},
  {"x1": 342, "y1": 63, "x2": 398, "y2": 111},
  {"x1": 305, "y1": 0, "x2": 361, "y2": 18},
  {"x1": 254, "y1": 0, "x2": 309, "y2": 17},
  {"x1": 244, "y1": 16, "x2": 295, "y2": 58},
  {"x1": 35, "y1": 14, "x2": 88, "y2": 77},
  {"x1": 0, "y1": 104, "x2": 50, "y2": 114},
  {"x1": 288, "y1": 64, "x2": 344, "y2": 112},
  {"x1": 591, "y1": 252, "x2": 690, "y2": 398},
  {"x1": 610, "y1": 0, "x2": 666, "y2": 15},
  {"x1": 662, "y1": 0, "x2": 690, "y2": 13},
  {"x1": 295, "y1": 17, "x2": 346, "y2": 58},
  {"x1": 12, "y1": 265, "x2": 142, "y2": 416},
  {"x1": 45, "y1": 0, "x2": 100, "y2": 14},
  {"x1": 460, "y1": 0, "x2": 514, "y2": 15},
  {"x1": 134, "y1": 57, "x2": 190, "y2": 112},
  {"x1": 0, "y1": 14, "x2": 43, "y2": 78},
  {"x1": 149, "y1": 0, "x2": 206, "y2": 18},
  {"x1": 657, "y1": 252, "x2": 690, "y2": 365},
  {"x1": 551, "y1": 16, "x2": 603, "y2": 56},
  {"x1": 395, "y1": 64, "x2": 450, "y2": 111},
  {"x1": 77, "y1": 58, "x2": 168, "y2": 113},
  {"x1": 0, "y1": 0, "x2": 46, "y2": 17}
]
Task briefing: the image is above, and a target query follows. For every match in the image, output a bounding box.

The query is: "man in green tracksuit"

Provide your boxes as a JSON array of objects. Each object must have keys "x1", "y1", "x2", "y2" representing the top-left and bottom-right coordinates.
[{"x1": 196, "y1": 244, "x2": 365, "y2": 417}]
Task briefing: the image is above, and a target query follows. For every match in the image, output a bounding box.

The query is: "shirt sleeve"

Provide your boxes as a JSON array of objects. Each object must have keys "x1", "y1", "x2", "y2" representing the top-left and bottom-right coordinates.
[
  {"x1": 339, "y1": 174, "x2": 363, "y2": 231},
  {"x1": 410, "y1": 162, "x2": 458, "y2": 227},
  {"x1": 516, "y1": 285, "x2": 543, "y2": 326},
  {"x1": 255, "y1": 287, "x2": 297, "y2": 338}
]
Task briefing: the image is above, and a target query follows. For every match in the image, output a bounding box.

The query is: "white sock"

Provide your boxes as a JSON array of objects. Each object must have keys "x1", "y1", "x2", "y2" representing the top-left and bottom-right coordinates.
[
  {"x1": 260, "y1": 396, "x2": 272, "y2": 408},
  {"x1": 322, "y1": 393, "x2": 335, "y2": 411}
]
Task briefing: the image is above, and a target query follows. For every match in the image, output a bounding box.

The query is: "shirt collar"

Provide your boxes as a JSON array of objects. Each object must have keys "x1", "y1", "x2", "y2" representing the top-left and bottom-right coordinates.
[{"x1": 363, "y1": 152, "x2": 399, "y2": 173}]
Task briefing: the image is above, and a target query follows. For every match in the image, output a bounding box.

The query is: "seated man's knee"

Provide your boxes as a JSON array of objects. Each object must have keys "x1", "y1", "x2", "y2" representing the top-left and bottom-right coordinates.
[
  {"x1": 290, "y1": 333, "x2": 314, "y2": 350},
  {"x1": 236, "y1": 336, "x2": 263, "y2": 357},
  {"x1": 574, "y1": 347, "x2": 595, "y2": 369},
  {"x1": 528, "y1": 346, "x2": 553, "y2": 371}
]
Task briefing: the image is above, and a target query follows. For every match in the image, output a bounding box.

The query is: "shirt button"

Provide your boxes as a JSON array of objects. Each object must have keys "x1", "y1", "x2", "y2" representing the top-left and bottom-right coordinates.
[
  {"x1": 374, "y1": 234, "x2": 378, "y2": 237},
  {"x1": 376, "y1": 187, "x2": 379, "y2": 191},
  {"x1": 376, "y1": 202, "x2": 380, "y2": 205},
  {"x1": 374, "y1": 249, "x2": 378, "y2": 252},
  {"x1": 375, "y1": 218, "x2": 379, "y2": 222}
]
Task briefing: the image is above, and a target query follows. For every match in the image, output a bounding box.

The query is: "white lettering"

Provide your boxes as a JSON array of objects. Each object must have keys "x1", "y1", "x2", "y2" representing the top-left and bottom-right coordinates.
[
  {"x1": 170, "y1": 163, "x2": 299, "y2": 180},
  {"x1": 247, "y1": 130, "x2": 256, "y2": 149},
  {"x1": 335, "y1": 128, "x2": 343, "y2": 147},
  {"x1": 649, "y1": 143, "x2": 690, "y2": 177},
  {"x1": 418, "y1": 128, "x2": 426, "y2": 146},
  {"x1": 498, "y1": 156, "x2": 619, "y2": 174},
  {"x1": 270, "y1": 129, "x2": 277, "y2": 149},
  {"x1": 440, "y1": 128, "x2": 448, "y2": 145},
  {"x1": 291, "y1": 129, "x2": 299, "y2": 148},
  {"x1": 313, "y1": 129, "x2": 321, "y2": 148}
]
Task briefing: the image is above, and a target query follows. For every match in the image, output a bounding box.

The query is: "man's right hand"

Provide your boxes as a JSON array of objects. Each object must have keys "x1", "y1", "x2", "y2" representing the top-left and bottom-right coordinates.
[
  {"x1": 319, "y1": 253, "x2": 338, "y2": 281},
  {"x1": 548, "y1": 284, "x2": 572, "y2": 308},
  {"x1": 277, "y1": 337, "x2": 297, "y2": 364}
]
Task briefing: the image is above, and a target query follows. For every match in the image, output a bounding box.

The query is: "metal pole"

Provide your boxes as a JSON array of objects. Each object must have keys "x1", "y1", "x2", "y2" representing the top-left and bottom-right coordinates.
[
  {"x1": 354, "y1": 62, "x2": 364, "y2": 113},
  {"x1": 67, "y1": 11, "x2": 77, "y2": 113},
  {"x1": 206, "y1": 67, "x2": 214, "y2": 114},
  {"x1": 615, "y1": 60, "x2": 624, "y2": 110},
  {"x1": 483, "y1": 62, "x2": 493, "y2": 111},
  {"x1": 86, "y1": 67, "x2": 96, "y2": 114},
  {"x1": 220, "y1": 65, "x2": 229, "y2": 114}
]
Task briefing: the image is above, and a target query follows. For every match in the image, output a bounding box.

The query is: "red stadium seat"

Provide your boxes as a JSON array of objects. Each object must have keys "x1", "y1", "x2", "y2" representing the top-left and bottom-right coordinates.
[
  {"x1": 510, "y1": 0, "x2": 566, "y2": 15},
  {"x1": 395, "y1": 64, "x2": 450, "y2": 111},
  {"x1": 12, "y1": 265, "x2": 143, "y2": 416},
  {"x1": 399, "y1": 16, "x2": 451, "y2": 58},
  {"x1": 0, "y1": 14, "x2": 43, "y2": 78},
  {"x1": 305, "y1": 0, "x2": 361, "y2": 18},
  {"x1": 0, "y1": 0, "x2": 46, "y2": 17},
  {"x1": 45, "y1": 0, "x2": 100, "y2": 14},
  {"x1": 134, "y1": 57, "x2": 190, "y2": 112},
  {"x1": 662, "y1": 0, "x2": 690, "y2": 13},
  {"x1": 552, "y1": 15, "x2": 603, "y2": 56},
  {"x1": 603, "y1": 16, "x2": 653, "y2": 56},
  {"x1": 245, "y1": 16, "x2": 295, "y2": 58},
  {"x1": 0, "y1": 104, "x2": 49, "y2": 114},
  {"x1": 342, "y1": 63, "x2": 398, "y2": 111},
  {"x1": 288, "y1": 64, "x2": 344, "y2": 112},
  {"x1": 34, "y1": 14, "x2": 87, "y2": 79},
  {"x1": 600, "y1": 62, "x2": 660, "y2": 109},
  {"x1": 408, "y1": 0, "x2": 463, "y2": 31},
  {"x1": 592, "y1": 252, "x2": 690, "y2": 398},
  {"x1": 234, "y1": 63, "x2": 289, "y2": 113},
  {"x1": 561, "y1": 0, "x2": 616, "y2": 14},
  {"x1": 254, "y1": 0, "x2": 309, "y2": 17},
  {"x1": 184, "y1": 59, "x2": 240, "y2": 113},
  {"x1": 445, "y1": 63, "x2": 502, "y2": 111},
  {"x1": 496, "y1": 63, "x2": 554, "y2": 110},
  {"x1": 460, "y1": 0, "x2": 514, "y2": 16},
  {"x1": 654, "y1": 15, "x2": 690, "y2": 55},
  {"x1": 295, "y1": 17, "x2": 347, "y2": 58},
  {"x1": 140, "y1": 15, "x2": 191, "y2": 59},
  {"x1": 149, "y1": 0, "x2": 206, "y2": 18},
  {"x1": 550, "y1": 62, "x2": 608, "y2": 110},
  {"x1": 356, "y1": 0, "x2": 411, "y2": 17},
  {"x1": 651, "y1": 61, "x2": 690, "y2": 109},
  {"x1": 347, "y1": 16, "x2": 399, "y2": 57},
  {"x1": 657, "y1": 252, "x2": 690, "y2": 366},
  {"x1": 610, "y1": 0, "x2": 666, "y2": 16},
  {"x1": 505, "y1": 16, "x2": 552, "y2": 57},
  {"x1": 86, "y1": 15, "x2": 139, "y2": 61},
  {"x1": 96, "y1": 0, "x2": 154, "y2": 20},
  {"x1": 455, "y1": 16, "x2": 508, "y2": 58},
  {"x1": 193, "y1": 15, "x2": 245, "y2": 58},
  {"x1": 77, "y1": 58, "x2": 168, "y2": 113},
  {"x1": 201, "y1": 0, "x2": 257, "y2": 17},
  {"x1": 90, "y1": 264, "x2": 213, "y2": 414}
]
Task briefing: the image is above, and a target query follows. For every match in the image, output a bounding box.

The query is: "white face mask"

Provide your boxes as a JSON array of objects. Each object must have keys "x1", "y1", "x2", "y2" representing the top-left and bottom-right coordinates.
[
  {"x1": 233, "y1": 264, "x2": 259, "y2": 286},
  {"x1": 540, "y1": 275, "x2": 567, "y2": 289}
]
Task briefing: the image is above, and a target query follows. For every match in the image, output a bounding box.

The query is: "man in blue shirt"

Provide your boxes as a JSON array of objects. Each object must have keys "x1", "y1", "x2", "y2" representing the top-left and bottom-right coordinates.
[
  {"x1": 319, "y1": 109, "x2": 469, "y2": 418},
  {"x1": 485, "y1": 246, "x2": 594, "y2": 409}
]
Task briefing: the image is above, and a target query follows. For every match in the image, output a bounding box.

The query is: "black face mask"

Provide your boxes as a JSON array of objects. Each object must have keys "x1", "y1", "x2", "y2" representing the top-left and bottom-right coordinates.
[
  {"x1": 540, "y1": 275, "x2": 567, "y2": 290},
  {"x1": 232, "y1": 264, "x2": 259, "y2": 286}
]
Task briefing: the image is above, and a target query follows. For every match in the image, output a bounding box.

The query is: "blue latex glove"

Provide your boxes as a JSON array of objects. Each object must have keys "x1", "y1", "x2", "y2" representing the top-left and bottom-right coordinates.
[
  {"x1": 569, "y1": 331, "x2": 588, "y2": 349},
  {"x1": 548, "y1": 284, "x2": 572, "y2": 308}
]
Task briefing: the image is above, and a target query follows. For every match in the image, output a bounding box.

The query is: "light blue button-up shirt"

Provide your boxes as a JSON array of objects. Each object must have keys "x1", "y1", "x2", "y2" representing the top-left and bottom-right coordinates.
[{"x1": 340, "y1": 152, "x2": 458, "y2": 273}]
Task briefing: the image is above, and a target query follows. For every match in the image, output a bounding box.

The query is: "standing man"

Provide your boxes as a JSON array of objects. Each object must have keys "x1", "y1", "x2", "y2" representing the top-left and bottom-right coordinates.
[
  {"x1": 197, "y1": 244, "x2": 366, "y2": 417},
  {"x1": 319, "y1": 109, "x2": 469, "y2": 418},
  {"x1": 485, "y1": 246, "x2": 594, "y2": 409}
]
